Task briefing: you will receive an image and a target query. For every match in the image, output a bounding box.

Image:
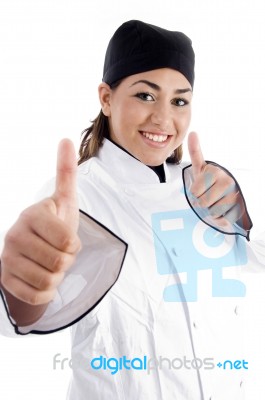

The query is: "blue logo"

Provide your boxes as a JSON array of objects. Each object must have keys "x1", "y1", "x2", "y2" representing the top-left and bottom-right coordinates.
[
  {"x1": 88, "y1": 355, "x2": 247, "y2": 374},
  {"x1": 217, "y1": 359, "x2": 248, "y2": 370},
  {"x1": 151, "y1": 208, "x2": 247, "y2": 301},
  {"x1": 90, "y1": 355, "x2": 147, "y2": 375}
]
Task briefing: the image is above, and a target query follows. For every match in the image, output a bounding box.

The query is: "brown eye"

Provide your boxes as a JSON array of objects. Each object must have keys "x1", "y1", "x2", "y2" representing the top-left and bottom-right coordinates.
[
  {"x1": 135, "y1": 92, "x2": 154, "y2": 101},
  {"x1": 172, "y1": 98, "x2": 188, "y2": 107}
]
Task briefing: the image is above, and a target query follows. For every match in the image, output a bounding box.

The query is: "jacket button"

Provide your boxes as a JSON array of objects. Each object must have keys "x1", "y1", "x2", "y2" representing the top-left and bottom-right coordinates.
[
  {"x1": 124, "y1": 188, "x2": 134, "y2": 196},
  {"x1": 234, "y1": 305, "x2": 239, "y2": 315}
]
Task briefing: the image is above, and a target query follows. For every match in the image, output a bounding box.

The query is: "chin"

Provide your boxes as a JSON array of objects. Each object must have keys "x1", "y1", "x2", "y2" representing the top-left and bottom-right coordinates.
[
  {"x1": 142, "y1": 158, "x2": 166, "y2": 167},
  {"x1": 136, "y1": 150, "x2": 168, "y2": 166}
]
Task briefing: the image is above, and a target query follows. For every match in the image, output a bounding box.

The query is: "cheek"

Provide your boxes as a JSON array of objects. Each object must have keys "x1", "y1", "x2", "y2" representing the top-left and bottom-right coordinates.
[
  {"x1": 176, "y1": 109, "x2": 191, "y2": 132},
  {"x1": 111, "y1": 100, "x2": 131, "y2": 125},
  {"x1": 116, "y1": 103, "x2": 146, "y2": 132},
  {"x1": 172, "y1": 111, "x2": 191, "y2": 146},
  {"x1": 123, "y1": 100, "x2": 146, "y2": 122}
]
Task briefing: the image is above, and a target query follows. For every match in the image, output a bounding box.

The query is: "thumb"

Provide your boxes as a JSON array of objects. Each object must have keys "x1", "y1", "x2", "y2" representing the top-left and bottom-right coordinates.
[
  {"x1": 188, "y1": 132, "x2": 206, "y2": 179},
  {"x1": 52, "y1": 139, "x2": 79, "y2": 230}
]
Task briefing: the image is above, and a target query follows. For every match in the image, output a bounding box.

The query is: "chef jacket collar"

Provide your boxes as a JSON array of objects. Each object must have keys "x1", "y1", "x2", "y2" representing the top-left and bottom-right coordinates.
[
  {"x1": 108, "y1": 138, "x2": 166, "y2": 183},
  {"x1": 97, "y1": 139, "x2": 171, "y2": 184}
]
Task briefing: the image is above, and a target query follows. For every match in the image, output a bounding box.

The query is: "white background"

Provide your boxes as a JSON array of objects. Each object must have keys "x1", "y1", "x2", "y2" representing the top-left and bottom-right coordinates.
[{"x1": 1, "y1": 0, "x2": 265, "y2": 398}]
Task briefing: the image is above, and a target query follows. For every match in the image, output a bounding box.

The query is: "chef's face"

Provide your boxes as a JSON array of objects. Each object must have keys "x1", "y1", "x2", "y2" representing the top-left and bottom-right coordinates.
[{"x1": 98, "y1": 68, "x2": 192, "y2": 166}]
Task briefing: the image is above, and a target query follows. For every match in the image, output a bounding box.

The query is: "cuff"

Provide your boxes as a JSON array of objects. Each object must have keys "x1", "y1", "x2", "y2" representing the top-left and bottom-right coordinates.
[
  {"x1": 0, "y1": 210, "x2": 127, "y2": 335},
  {"x1": 182, "y1": 161, "x2": 253, "y2": 240}
]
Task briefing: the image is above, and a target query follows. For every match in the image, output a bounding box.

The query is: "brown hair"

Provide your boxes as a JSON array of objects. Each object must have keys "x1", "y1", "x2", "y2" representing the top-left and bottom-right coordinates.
[
  {"x1": 78, "y1": 81, "x2": 183, "y2": 166},
  {"x1": 78, "y1": 110, "x2": 109, "y2": 165}
]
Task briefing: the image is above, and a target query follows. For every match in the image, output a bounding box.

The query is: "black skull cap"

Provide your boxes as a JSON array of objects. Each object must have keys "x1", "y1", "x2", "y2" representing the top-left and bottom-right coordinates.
[{"x1": 102, "y1": 20, "x2": 195, "y2": 88}]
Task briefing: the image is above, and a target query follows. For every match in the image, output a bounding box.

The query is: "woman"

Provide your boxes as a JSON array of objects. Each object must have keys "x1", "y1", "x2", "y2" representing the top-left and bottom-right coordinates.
[{"x1": 0, "y1": 20, "x2": 254, "y2": 399}]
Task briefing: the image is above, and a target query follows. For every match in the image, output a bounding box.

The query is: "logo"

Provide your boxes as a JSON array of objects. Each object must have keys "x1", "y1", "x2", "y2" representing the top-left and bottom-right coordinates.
[
  {"x1": 217, "y1": 359, "x2": 248, "y2": 370},
  {"x1": 151, "y1": 208, "x2": 247, "y2": 301},
  {"x1": 89, "y1": 355, "x2": 215, "y2": 375},
  {"x1": 90, "y1": 355, "x2": 147, "y2": 375},
  {"x1": 52, "y1": 353, "x2": 249, "y2": 374}
]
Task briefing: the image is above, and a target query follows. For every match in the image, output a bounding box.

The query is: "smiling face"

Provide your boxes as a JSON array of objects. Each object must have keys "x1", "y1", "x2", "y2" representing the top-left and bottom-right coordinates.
[{"x1": 99, "y1": 68, "x2": 193, "y2": 166}]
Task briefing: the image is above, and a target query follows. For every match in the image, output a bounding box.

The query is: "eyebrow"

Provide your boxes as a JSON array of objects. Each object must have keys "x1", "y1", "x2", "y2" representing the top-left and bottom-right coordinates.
[{"x1": 130, "y1": 79, "x2": 192, "y2": 94}]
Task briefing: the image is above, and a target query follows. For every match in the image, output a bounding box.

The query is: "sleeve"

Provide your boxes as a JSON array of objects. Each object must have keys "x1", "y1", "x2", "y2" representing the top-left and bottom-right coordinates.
[
  {"x1": 0, "y1": 210, "x2": 127, "y2": 335},
  {"x1": 182, "y1": 161, "x2": 252, "y2": 240},
  {"x1": 243, "y1": 230, "x2": 265, "y2": 273},
  {"x1": 182, "y1": 162, "x2": 265, "y2": 273}
]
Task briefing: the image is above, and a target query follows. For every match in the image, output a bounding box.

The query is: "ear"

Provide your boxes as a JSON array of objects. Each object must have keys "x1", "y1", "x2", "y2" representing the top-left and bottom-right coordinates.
[{"x1": 98, "y1": 83, "x2": 112, "y2": 116}]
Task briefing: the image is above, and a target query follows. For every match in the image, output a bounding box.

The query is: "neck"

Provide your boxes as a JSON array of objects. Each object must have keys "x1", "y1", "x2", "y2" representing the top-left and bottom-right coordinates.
[{"x1": 108, "y1": 138, "x2": 166, "y2": 183}]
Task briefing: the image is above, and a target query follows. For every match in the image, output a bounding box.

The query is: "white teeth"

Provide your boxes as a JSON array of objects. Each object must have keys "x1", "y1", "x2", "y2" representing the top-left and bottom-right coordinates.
[{"x1": 142, "y1": 132, "x2": 168, "y2": 142}]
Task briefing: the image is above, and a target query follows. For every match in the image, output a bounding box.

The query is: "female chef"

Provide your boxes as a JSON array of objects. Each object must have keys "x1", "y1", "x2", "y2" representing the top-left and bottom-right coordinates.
[{"x1": 0, "y1": 20, "x2": 253, "y2": 399}]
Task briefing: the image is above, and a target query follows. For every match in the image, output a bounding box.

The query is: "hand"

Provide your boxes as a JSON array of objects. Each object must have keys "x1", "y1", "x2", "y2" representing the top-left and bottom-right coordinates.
[
  {"x1": 188, "y1": 132, "x2": 245, "y2": 228},
  {"x1": 1, "y1": 139, "x2": 81, "y2": 306}
]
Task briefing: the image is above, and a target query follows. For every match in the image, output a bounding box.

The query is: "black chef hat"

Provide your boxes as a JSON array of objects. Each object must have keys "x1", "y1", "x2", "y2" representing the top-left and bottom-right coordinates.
[{"x1": 102, "y1": 20, "x2": 195, "y2": 88}]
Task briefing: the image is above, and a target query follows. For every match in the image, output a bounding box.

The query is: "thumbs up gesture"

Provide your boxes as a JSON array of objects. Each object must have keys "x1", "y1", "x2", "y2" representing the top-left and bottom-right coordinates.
[
  {"x1": 53, "y1": 139, "x2": 80, "y2": 231},
  {"x1": 187, "y1": 132, "x2": 248, "y2": 229},
  {"x1": 1, "y1": 139, "x2": 81, "y2": 308}
]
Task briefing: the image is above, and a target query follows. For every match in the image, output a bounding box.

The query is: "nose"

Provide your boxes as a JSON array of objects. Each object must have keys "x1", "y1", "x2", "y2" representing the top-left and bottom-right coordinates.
[{"x1": 150, "y1": 102, "x2": 172, "y2": 131}]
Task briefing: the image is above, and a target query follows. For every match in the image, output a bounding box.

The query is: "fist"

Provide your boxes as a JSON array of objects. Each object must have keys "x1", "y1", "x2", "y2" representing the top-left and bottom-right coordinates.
[
  {"x1": 1, "y1": 139, "x2": 81, "y2": 306},
  {"x1": 188, "y1": 132, "x2": 246, "y2": 228}
]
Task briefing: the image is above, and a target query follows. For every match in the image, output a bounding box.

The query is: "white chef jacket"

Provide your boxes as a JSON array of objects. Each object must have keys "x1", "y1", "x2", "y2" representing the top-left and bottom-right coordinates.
[{"x1": 0, "y1": 139, "x2": 264, "y2": 400}]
